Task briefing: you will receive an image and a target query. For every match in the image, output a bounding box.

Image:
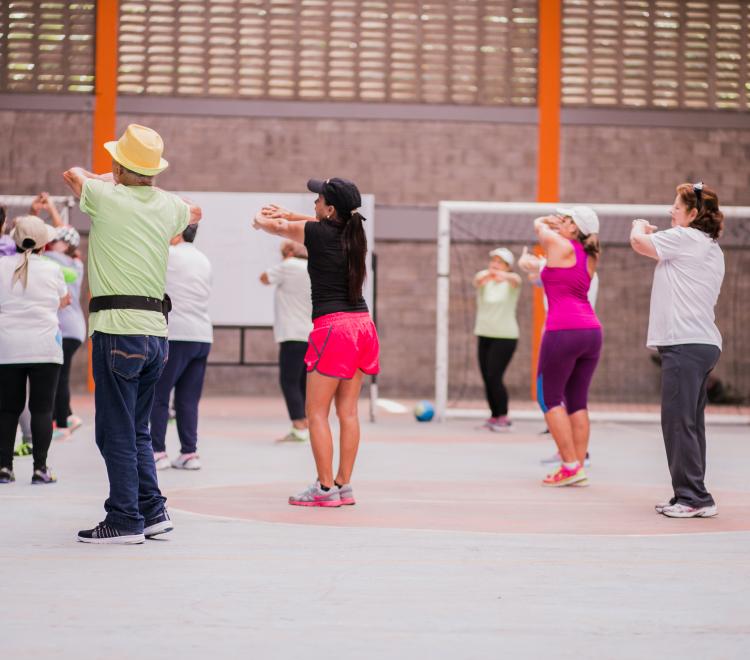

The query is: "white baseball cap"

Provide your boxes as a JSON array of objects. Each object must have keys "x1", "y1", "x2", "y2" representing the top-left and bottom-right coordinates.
[
  {"x1": 556, "y1": 206, "x2": 600, "y2": 236},
  {"x1": 488, "y1": 247, "x2": 514, "y2": 267}
]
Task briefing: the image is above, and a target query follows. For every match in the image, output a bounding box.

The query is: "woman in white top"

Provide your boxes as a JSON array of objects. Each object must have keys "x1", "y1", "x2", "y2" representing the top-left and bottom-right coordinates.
[
  {"x1": 150, "y1": 223, "x2": 213, "y2": 471},
  {"x1": 261, "y1": 240, "x2": 313, "y2": 443},
  {"x1": 45, "y1": 226, "x2": 86, "y2": 439},
  {"x1": 630, "y1": 183, "x2": 724, "y2": 519},
  {"x1": 0, "y1": 216, "x2": 68, "y2": 484}
]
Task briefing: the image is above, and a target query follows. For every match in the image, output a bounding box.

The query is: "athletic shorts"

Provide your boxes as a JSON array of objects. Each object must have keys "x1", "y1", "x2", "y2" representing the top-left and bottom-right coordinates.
[
  {"x1": 536, "y1": 327, "x2": 602, "y2": 414},
  {"x1": 305, "y1": 312, "x2": 380, "y2": 380}
]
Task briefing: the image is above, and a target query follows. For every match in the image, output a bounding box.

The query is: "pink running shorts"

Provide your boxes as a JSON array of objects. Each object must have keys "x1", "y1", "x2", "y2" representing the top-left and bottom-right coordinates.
[{"x1": 305, "y1": 312, "x2": 380, "y2": 379}]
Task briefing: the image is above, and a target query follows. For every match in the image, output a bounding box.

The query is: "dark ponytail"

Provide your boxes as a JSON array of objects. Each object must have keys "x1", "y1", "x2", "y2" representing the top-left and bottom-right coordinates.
[
  {"x1": 336, "y1": 206, "x2": 367, "y2": 304},
  {"x1": 578, "y1": 232, "x2": 600, "y2": 258}
]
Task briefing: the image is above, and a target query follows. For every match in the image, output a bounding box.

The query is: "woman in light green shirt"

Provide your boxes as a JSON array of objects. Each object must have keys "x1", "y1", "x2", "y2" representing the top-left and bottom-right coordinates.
[{"x1": 473, "y1": 248, "x2": 521, "y2": 431}]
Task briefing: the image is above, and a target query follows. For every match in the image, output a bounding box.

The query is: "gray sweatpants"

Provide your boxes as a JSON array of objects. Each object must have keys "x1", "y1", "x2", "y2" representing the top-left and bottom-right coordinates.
[{"x1": 658, "y1": 344, "x2": 721, "y2": 508}]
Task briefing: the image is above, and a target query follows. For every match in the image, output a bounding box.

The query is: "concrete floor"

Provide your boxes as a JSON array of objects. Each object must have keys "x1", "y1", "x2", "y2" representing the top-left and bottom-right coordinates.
[{"x1": 3, "y1": 396, "x2": 749, "y2": 659}]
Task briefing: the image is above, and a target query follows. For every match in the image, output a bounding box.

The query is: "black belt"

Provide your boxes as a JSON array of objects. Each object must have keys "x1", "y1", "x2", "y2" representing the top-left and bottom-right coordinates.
[{"x1": 89, "y1": 294, "x2": 172, "y2": 322}]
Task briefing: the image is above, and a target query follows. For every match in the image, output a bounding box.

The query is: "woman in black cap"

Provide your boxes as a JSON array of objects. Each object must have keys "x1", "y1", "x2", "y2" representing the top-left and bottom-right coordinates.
[{"x1": 253, "y1": 178, "x2": 380, "y2": 507}]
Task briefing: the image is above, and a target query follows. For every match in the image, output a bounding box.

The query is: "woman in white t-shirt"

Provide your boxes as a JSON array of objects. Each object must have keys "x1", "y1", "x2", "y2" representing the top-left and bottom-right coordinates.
[
  {"x1": 630, "y1": 182, "x2": 725, "y2": 519},
  {"x1": 0, "y1": 216, "x2": 68, "y2": 485},
  {"x1": 150, "y1": 223, "x2": 213, "y2": 471},
  {"x1": 45, "y1": 226, "x2": 86, "y2": 439},
  {"x1": 261, "y1": 240, "x2": 313, "y2": 442}
]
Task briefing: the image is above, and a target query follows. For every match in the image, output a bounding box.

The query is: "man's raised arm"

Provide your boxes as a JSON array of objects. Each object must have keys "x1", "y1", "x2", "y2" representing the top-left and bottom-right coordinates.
[{"x1": 62, "y1": 167, "x2": 113, "y2": 198}]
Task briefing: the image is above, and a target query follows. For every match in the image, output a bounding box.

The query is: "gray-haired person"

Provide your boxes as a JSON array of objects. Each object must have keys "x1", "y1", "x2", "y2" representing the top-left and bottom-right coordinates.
[
  {"x1": 64, "y1": 123, "x2": 201, "y2": 544},
  {"x1": 261, "y1": 240, "x2": 313, "y2": 442}
]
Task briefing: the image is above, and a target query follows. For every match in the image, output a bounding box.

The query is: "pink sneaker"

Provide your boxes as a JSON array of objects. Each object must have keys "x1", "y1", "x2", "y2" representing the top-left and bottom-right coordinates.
[
  {"x1": 542, "y1": 463, "x2": 587, "y2": 487},
  {"x1": 488, "y1": 416, "x2": 512, "y2": 432}
]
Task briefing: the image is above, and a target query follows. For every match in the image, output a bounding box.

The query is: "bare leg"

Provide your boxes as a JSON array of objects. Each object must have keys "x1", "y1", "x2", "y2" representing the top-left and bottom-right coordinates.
[
  {"x1": 544, "y1": 406, "x2": 577, "y2": 463},
  {"x1": 334, "y1": 370, "x2": 364, "y2": 485},
  {"x1": 292, "y1": 419, "x2": 308, "y2": 431},
  {"x1": 569, "y1": 409, "x2": 590, "y2": 465},
  {"x1": 305, "y1": 371, "x2": 339, "y2": 488}
]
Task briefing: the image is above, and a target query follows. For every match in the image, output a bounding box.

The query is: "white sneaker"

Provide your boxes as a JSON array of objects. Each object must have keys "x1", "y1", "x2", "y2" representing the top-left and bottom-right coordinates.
[
  {"x1": 171, "y1": 453, "x2": 201, "y2": 470},
  {"x1": 661, "y1": 503, "x2": 718, "y2": 518},
  {"x1": 655, "y1": 497, "x2": 676, "y2": 514},
  {"x1": 153, "y1": 452, "x2": 171, "y2": 471}
]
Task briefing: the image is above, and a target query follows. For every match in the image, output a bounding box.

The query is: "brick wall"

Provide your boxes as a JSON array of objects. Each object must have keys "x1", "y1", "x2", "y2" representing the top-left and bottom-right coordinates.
[
  {"x1": 561, "y1": 125, "x2": 750, "y2": 206},
  {"x1": 118, "y1": 113, "x2": 538, "y2": 206},
  {"x1": 1, "y1": 109, "x2": 748, "y2": 403},
  {"x1": 0, "y1": 111, "x2": 92, "y2": 194}
]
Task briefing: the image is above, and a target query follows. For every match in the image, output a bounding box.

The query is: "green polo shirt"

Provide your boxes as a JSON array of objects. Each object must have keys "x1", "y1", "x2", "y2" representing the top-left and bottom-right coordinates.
[
  {"x1": 473, "y1": 271, "x2": 521, "y2": 339},
  {"x1": 80, "y1": 179, "x2": 190, "y2": 336}
]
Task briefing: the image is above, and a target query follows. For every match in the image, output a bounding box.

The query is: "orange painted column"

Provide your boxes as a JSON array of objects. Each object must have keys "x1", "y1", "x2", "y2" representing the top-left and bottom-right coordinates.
[
  {"x1": 532, "y1": 0, "x2": 562, "y2": 399},
  {"x1": 88, "y1": 0, "x2": 119, "y2": 392}
]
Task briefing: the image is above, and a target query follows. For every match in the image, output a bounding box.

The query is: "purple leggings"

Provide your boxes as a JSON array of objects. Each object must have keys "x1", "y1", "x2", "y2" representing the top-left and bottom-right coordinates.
[{"x1": 537, "y1": 328, "x2": 602, "y2": 414}]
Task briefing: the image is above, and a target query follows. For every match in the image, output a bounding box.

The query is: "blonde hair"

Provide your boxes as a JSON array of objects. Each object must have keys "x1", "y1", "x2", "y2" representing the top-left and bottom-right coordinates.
[{"x1": 281, "y1": 240, "x2": 308, "y2": 260}]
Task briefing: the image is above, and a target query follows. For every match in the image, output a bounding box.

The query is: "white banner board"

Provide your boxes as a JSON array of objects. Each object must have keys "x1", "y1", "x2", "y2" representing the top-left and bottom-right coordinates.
[{"x1": 178, "y1": 191, "x2": 375, "y2": 326}]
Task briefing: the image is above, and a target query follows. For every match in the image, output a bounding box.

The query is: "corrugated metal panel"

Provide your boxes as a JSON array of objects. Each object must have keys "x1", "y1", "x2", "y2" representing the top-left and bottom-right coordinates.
[
  {"x1": 117, "y1": 0, "x2": 538, "y2": 105},
  {"x1": 0, "y1": 0, "x2": 95, "y2": 93},
  {"x1": 562, "y1": 0, "x2": 750, "y2": 111}
]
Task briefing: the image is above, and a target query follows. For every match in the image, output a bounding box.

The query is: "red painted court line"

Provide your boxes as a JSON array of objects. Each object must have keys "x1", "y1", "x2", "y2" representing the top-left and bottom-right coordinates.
[{"x1": 168, "y1": 481, "x2": 750, "y2": 537}]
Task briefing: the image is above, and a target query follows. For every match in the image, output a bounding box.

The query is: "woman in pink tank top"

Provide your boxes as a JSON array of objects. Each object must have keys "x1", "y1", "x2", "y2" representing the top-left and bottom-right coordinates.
[{"x1": 534, "y1": 206, "x2": 603, "y2": 488}]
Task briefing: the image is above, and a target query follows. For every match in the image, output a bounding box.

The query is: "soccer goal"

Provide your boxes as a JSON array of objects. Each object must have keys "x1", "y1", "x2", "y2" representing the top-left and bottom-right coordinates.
[
  {"x1": 0, "y1": 195, "x2": 76, "y2": 224},
  {"x1": 434, "y1": 201, "x2": 750, "y2": 423}
]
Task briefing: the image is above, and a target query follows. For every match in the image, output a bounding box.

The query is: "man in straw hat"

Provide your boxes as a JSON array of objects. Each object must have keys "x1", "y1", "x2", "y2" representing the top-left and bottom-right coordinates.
[{"x1": 64, "y1": 124, "x2": 201, "y2": 544}]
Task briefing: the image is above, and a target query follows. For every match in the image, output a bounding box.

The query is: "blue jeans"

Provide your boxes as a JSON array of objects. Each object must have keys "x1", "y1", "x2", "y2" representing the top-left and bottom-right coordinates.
[
  {"x1": 150, "y1": 340, "x2": 211, "y2": 454},
  {"x1": 92, "y1": 332, "x2": 168, "y2": 533}
]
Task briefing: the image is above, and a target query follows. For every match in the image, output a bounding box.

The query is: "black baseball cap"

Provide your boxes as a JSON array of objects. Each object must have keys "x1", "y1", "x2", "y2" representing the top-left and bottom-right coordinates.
[{"x1": 307, "y1": 177, "x2": 362, "y2": 213}]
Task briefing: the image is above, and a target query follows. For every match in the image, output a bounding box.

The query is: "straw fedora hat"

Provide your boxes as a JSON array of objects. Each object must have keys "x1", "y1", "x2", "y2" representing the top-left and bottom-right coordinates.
[{"x1": 104, "y1": 124, "x2": 169, "y2": 176}]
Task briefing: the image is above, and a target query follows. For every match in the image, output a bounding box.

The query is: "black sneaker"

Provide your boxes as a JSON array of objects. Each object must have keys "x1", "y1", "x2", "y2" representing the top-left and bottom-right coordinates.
[
  {"x1": 77, "y1": 522, "x2": 145, "y2": 545},
  {"x1": 31, "y1": 467, "x2": 57, "y2": 485},
  {"x1": 0, "y1": 467, "x2": 15, "y2": 484},
  {"x1": 143, "y1": 508, "x2": 173, "y2": 538}
]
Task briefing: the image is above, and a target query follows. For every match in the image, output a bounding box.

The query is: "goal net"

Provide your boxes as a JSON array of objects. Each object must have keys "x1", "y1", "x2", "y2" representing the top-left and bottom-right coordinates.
[
  {"x1": 0, "y1": 195, "x2": 75, "y2": 226},
  {"x1": 435, "y1": 201, "x2": 750, "y2": 422}
]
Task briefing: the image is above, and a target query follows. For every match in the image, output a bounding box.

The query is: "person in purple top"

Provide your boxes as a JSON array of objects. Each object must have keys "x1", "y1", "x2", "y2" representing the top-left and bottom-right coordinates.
[
  {"x1": 533, "y1": 206, "x2": 602, "y2": 487},
  {"x1": 0, "y1": 207, "x2": 17, "y2": 257}
]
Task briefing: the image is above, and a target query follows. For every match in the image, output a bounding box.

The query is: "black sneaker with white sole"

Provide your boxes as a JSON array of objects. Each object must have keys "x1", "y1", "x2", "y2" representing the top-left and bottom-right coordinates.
[
  {"x1": 0, "y1": 467, "x2": 15, "y2": 484},
  {"x1": 143, "y1": 508, "x2": 173, "y2": 538},
  {"x1": 77, "y1": 522, "x2": 145, "y2": 545}
]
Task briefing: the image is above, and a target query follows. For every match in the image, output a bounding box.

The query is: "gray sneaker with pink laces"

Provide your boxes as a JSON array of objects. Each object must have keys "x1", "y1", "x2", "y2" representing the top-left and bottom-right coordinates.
[{"x1": 337, "y1": 483, "x2": 355, "y2": 506}]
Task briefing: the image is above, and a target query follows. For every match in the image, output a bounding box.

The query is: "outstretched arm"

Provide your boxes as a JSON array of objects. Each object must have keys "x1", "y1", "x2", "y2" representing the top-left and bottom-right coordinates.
[
  {"x1": 44, "y1": 194, "x2": 65, "y2": 228},
  {"x1": 180, "y1": 196, "x2": 202, "y2": 224},
  {"x1": 62, "y1": 167, "x2": 113, "y2": 198},
  {"x1": 252, "y1": 210, "x2": 306, "y2": 244},
  {"x1": 630, "y1": 219, "x2": 658, "y2": 259},
  {"x1": 263, "y1": 204, "x2": 316, "y2": 223},
  {"x1": 533, "y1": 215, "x2": 569, "y2": 251}
]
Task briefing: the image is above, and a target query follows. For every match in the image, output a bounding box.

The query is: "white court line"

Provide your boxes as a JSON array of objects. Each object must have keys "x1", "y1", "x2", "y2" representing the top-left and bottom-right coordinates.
[{"x1": 376, "y1": 398, "x2": 409, "y2": 413}]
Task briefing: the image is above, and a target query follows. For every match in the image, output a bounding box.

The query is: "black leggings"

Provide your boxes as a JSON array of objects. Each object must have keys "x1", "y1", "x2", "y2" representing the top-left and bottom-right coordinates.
[
  {"x1": 54, "y1": 338, "x2": 82, "y2": 428},
  {"x1": 477, "y1": 337, "x2": 518, "y2": 418},
  {"x1": 279, "y1": 341, "x2": 308, "y2": 421},
  {"x1": 0, "y1": 363, "x2": 61, "y2": 471}
]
